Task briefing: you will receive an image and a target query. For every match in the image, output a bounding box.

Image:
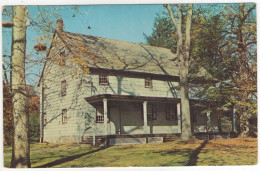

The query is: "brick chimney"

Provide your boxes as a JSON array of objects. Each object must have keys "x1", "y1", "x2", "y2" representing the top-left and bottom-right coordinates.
[{"x1": 57, "y1": 18, "x2": 64, "y2": 31}]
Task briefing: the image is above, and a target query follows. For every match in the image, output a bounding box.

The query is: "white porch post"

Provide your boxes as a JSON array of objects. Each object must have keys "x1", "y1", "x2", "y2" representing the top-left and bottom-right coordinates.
[
  {"x1": 232, "y1": 106, "x2": 236, "y2": 132},
  {"x1": 143, "y1": 101, "x2": 148, "y2": 134},
  {"x1": 206, "y1": 111, "x2": 211, "y2": 132},
  {"x1": 103, "y1": 98, "x2": 108, "y2": 135},
  {"x1": 177, "y1": 103, "x2": 181, "y2": 133}
]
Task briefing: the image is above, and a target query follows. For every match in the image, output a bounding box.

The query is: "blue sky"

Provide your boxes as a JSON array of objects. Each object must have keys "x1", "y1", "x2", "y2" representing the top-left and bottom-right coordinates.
[{"x1": 2, "y1": 5, "x2": 164, "y2": 85}]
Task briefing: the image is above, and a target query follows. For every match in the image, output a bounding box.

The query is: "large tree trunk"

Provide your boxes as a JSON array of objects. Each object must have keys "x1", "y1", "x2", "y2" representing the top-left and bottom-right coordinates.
[
  {"x1": 180, "y1": 4, "x2": 193, "y2": 140},
  {"x1": 237, "y1": 3, "x2": 249, "y2": 138},
  {"x1": 166, "y1": 4, "x2": 193, "y2": 140},
  {"x1": 10, "y1": 6, "x2": 31, "y2": 168}
]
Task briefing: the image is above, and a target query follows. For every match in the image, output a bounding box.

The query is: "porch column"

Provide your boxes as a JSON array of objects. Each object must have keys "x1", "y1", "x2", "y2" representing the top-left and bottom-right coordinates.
[
  {"x1": 143, "y1": 101, "x2": 149, "y2": 134},
  {"x1": 177, "y1": 103, "x2": 181, "y2": 133},
  {"x1": 206, "y1": 111, "x2": 211, "y2": 132},
  {"x1": 232, "y1": 106, "x2": 236, "y2": 132},
  {"x1": 103, "y1": 98, "x2": 108, "y2": 135}
]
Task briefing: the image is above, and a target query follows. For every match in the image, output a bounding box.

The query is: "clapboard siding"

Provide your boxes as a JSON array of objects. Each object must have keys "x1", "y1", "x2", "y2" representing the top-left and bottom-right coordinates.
[
  {"x1": 40, "y1": 33, "x2": 218, "y2": 143},
  {"x1": 90, "y1": 75, "x2": 180, "y2": 98}
]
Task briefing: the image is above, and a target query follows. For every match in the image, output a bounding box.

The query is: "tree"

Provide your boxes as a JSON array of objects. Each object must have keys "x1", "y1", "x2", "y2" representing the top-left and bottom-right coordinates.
[
  {"x1": 10, "y1": 6, "x2": 31, "y2": 168},
  {"x1": 147, "y1": 4, "x2": 256, "y2": 137},
  {"x1": 3, "y1": 81, "x2": 13, "y2": 145},
  {"x1": 165, "y1": 4, "x2": 193, "y2": 140},
  {"x1": 235, "y1": 3, "x2": 256, "y2": 137},
  {"x1": 144, "y1": 14, "x2": 176, "y2": 51}
]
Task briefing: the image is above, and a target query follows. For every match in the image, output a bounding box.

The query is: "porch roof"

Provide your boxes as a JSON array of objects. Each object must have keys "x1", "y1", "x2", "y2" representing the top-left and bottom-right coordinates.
[{"x1": 85, "y1": 94, "x2": 203, "y2": 104}]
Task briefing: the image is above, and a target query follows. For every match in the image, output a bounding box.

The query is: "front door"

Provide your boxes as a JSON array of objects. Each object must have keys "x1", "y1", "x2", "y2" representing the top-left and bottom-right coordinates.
[{"x1": 110, "y1": 108, "x2": 121, "y2": 134}]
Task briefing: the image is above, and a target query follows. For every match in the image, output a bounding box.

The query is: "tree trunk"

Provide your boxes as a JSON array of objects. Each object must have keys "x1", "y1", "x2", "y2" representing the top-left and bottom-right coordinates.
[
  {"x1": 216, "y1": 110, "x2": 223, "y2": 133},
  {"x1": 180, "y1": 4, "x2": 193, "y2": 140},
  {"x1": 10, "y1": 6, "x2": 31, "y2": 168},
  {"x1": 166, "y1": 4, "x2": 193, "y2": 140},
  {"x1": 237, "y1": 3, "x2": 249, "y2": 138}
]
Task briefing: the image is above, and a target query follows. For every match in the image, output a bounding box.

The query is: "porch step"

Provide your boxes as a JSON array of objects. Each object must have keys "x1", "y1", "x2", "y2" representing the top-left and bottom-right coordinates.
[
  {"x1": 109, "y1": 138, "x2": 146, "y2": 145},
  {"x1": 81, "y1": 136, "x2": 106, "y2": 145},
  {"x1": 164, "y1": 135, "x2": 180, "y2": 142},
  {"x1": 148, "y1": 137, "x2": 163, "y2": 143}
]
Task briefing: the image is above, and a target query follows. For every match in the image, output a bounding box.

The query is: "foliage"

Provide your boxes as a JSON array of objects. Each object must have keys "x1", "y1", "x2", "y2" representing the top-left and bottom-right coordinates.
[
  {"x1": 3, "y1": 82, "x2": 13, "y2": 145},
  {"x1": 3, "y1": 138, "x2": 257, "y2": 167},
  {"x1": 145, "y1": 13, "x2": 176, "y2": 52},
  {"x1": 3, "y1": 84, "x2": 40, "y2": 145},
  {"x1": 145, "y1": 4, "x2": 257, "y2": 137},
  {"x1": 29, "y1": 111, "x2": 40, "y2": 142}
]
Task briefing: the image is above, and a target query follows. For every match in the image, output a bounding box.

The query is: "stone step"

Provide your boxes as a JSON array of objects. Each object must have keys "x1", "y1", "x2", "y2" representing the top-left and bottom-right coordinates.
[
  {"x1": 109, "y1": 138, "x2": 146, "y2": 145},
  {"x1": 148, "y1": 137, "x2": 163, "y2": 143}
]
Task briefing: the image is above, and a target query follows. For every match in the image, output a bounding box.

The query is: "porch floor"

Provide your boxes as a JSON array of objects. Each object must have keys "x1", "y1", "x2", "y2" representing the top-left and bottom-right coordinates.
[{"x1": 81, "y1": 132, "x2": 236, "y2": 146}]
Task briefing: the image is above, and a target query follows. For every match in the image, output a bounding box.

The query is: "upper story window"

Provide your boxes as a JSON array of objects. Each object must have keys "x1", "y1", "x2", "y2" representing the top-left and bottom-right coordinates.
[
  {"x1": 96, "y1": 105, "x2": 104, "y2": 123},
  {"x1": 99, "y1": 74, "x2": 109, "y2": 85},
  {"x1": 145, "y1": 77, "x2": 152, "y2": 88},
  {"x1": 147, "y1": 104, "x2": 157, "y2": 120},
  {"x1": 59, "y1": 50, "x2": 65, "y2": 67},
  {"x1": 43, "y1": 112, "x2": 47, "y2": 126},
  {"x1": 42, "y1": 87, "x2": 47, "y2": 101},
  {"x1": 62, "y1": 109, "x2": 68, "y2": 124},
  {"x1": 166, "y1": 104, "x2": 177, "y2": 120},
  {"x1": 61, "y1": 80, "x2": 66, "y2": 96}
]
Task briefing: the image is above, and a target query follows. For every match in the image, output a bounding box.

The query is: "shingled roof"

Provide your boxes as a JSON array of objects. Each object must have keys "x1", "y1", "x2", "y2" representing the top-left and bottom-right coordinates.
[{"x1": 57, "y1": 31, "x2": 181, "y2": 76}]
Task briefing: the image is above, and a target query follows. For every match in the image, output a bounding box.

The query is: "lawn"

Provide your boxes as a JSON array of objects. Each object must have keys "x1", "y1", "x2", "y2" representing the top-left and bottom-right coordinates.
[{"x1": 4, "y1": 138, "x2": 257, "y2": 167}]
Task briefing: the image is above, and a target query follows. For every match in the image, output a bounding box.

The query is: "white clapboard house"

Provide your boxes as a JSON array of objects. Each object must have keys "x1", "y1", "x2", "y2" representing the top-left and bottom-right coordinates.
[{"x1": 39, "y1": 19, "x2": 234, "y2": 145}]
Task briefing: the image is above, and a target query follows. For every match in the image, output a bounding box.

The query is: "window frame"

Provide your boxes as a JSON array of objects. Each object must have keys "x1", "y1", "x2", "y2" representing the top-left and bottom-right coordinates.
[
  {"x1": 62, "y1": 109, "x2": 68, "y2": 124},
  {"x1": 96, "y1": 105, "x2": 104, "y2": 123},
  {"x1": 43, "y1": 112, "x2": 47, "y2": 126},
  {"x1": 166, "y1": 104, "x2": 178, "y2": 121},
  {"x1": 61, "y1": 80, "x2": 66, "y2": 96},
  {"x1": 59, "y1": 50, "x2": 66, "y2": 67},
  {"x1": 147, "y1": 103, "x2": 157, "y2": 120},
  {"x1": 145, "y1": 77, "x2": 153, "y2": 88},
  {"x1": 42, "y1": 87, "x2": 47, "y2": 101},
  {"x1": 99, "y1": 74, "x2": 109, "y2": 85}
]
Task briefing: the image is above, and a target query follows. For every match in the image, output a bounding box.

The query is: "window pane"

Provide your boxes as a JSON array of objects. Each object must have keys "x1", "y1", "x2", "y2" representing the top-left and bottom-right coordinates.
[
  {"x1": 62, "y1": 109, "x2": 67, "y2": 124},
  {"x1": 166, "y1": 104, "x2": 177, "y2": 120},
  {"x1": 43, "y1": 113, "x2": 47, "y2": 125},
  {"x1": 145, "y1": 77, "x2": 152, "y2": 88},
  {"x1": 61, "y1": 80, "x2": 66, "y2": 96},
  {"x1": 96, "y1": 105, "x2": 104, "y2": 123},
  {"x1": 99, "y1": 74, "x2": 109, "y2": 85}
]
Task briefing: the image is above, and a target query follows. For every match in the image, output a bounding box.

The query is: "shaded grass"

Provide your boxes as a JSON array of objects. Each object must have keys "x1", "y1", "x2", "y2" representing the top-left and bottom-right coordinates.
[{"x1": 3, "y1": 138, "x2": 257, "y2": 167}]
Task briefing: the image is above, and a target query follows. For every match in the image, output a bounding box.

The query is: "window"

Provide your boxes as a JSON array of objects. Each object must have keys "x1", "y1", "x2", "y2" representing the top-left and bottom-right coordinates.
[
  {"x1": 61, "y1": 80, "x2": 66, "y2": 96},
  {"x1": 62, "y1": 109, "x2": 68, "y2": 124},
  {"x1": 59, "y1": 51, "x2": 65, "y2": 67},
  {"x1": 166, "y1": 104, "x2": 177, "y2": 120},
  {"x1": 147, "y1": 104, "x2": 157, "y2": 120},
  {"x1": 43, "y1": 112, "x2": 47, "y2": 126},
  {"x1": 43, "y1": 93, "x2": 47, "y2": 101},
  {"x1": 42, "y1": 87, "x2": 47, "y2": 101},
  {"x1": 96, "y1": 105, "x2": 104, "y2": 123},
  {"x1": 99, "y1": 74, "x2": 109, "y2": 85},
  {"x1": 145, "y1": 77, "x2": 152, "y2": 88}
]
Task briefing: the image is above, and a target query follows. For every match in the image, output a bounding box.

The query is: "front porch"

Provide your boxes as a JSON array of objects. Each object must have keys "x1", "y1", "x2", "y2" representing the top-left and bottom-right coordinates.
[
  {"x1": 83, "y1": 94, "x2": 236, "y2": 146},
  {"x1": 81, "y1": 132, "x2": 237, "y2": 146},
  {"x1": 85, "y1": 94, "x2": 183, "y2": 136}
]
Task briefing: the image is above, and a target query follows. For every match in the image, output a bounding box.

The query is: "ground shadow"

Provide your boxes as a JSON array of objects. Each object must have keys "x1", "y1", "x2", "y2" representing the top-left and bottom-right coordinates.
[
  {"x1": 35, "y1": 146, "x2": 107, "y2": 168},
  {"x1": 186, "y1": 140, "x2": 208, "y2": 166}
]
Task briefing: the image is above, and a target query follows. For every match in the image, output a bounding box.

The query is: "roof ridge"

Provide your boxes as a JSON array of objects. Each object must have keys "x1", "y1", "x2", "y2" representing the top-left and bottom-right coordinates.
[{"x1": 63, "y1": 31, "x2": 174, "y2": 52}]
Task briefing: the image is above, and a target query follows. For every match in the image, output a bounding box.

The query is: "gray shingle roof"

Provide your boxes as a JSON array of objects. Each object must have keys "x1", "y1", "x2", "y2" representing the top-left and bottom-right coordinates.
[{"x1": 58, "y1": 31, "x2": 181, "y2": 76}]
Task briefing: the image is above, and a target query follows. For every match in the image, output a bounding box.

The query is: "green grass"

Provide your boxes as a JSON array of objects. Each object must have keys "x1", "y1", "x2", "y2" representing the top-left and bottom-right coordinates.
[{"x1": 4, "y1": 138, "x2": 257, "y2": 167}]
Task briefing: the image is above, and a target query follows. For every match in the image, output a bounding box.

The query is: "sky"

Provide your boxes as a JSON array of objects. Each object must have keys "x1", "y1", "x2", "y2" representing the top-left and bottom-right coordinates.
[
  {"x1": 2, "y1": 5, "x2": 165, "y2": 85},
  {"x1": 1, "y1": 3, "x2": 257, "y2": 86}
]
